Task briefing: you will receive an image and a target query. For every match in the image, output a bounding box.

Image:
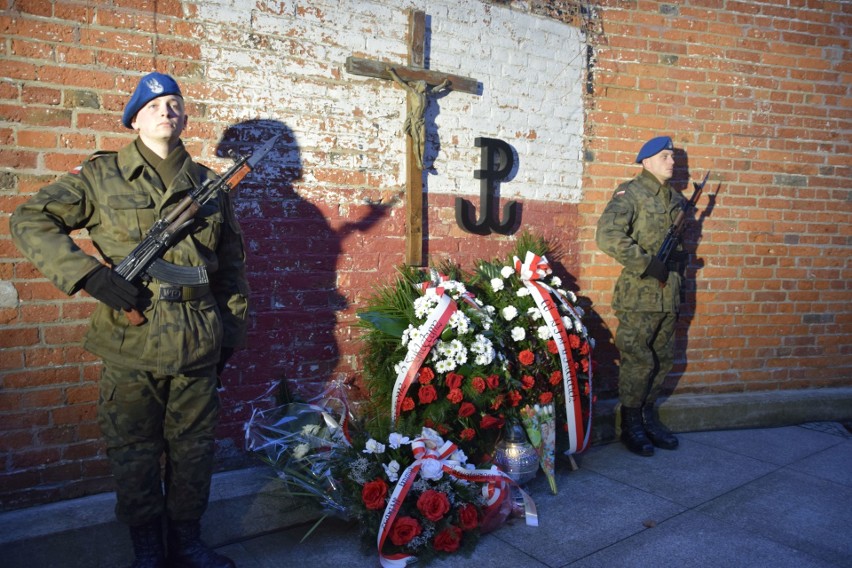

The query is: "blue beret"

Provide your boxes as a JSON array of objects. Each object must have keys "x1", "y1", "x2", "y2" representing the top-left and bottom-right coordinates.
[
  {"x1": 635, "y1": 136, "x2": 674, "y2": 163},
  {"x1": 122, "y1": 72, "x2": 182, "y2": 128}
]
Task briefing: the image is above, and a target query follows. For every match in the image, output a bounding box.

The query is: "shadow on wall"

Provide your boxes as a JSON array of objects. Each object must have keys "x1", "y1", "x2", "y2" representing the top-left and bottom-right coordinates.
[
  {"x1": 664, "y1": 148, "x2": 720, "y2": 398},
  {"x1": 212, "y1": 119, "x2": 392, "y2": 452}
]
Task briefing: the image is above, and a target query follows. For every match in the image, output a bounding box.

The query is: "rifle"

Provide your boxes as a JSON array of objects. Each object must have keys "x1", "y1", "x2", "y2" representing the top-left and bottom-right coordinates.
[
  {"x1": 654, "y1": 170, "x2": 710, "y2": 286},
  {"x1": 114, "y1": 135, "x2": 280, "y2": 325}
]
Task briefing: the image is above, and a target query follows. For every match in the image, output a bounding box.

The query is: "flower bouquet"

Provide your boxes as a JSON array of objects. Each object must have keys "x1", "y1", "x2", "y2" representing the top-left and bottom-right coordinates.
[
  {"x1": 247, "y1": 388, "x2": 525, "y2": 566},
  {"x1": 472, "y1": 234, "x2": 594, "y2": 491},
  {"x1": 519, "y1": 403, "x2": 557, "y2": 494},
  {"x1": 358, "y1": 265, "x2": 510, "y2": 464}
]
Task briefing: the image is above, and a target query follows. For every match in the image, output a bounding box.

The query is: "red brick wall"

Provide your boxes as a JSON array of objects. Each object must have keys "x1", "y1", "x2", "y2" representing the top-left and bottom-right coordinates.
[{"x1": 1, "y1": 0, "x2": 850, "y2": 510}]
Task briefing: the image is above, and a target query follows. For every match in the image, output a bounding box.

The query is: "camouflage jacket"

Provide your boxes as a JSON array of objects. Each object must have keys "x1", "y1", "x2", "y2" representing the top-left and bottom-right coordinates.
[
  {"x1": 11, "y1": 140, "x2": 250, "y2": 374},
  {"x1": 595, "y1": 169, "x2": 686, "y2": 313}
]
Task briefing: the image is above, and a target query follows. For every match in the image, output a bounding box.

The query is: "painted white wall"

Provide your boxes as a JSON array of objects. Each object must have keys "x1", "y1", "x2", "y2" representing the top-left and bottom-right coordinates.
[{"x1": 194, "y1": 0, "x2": 586, "y2": 203}]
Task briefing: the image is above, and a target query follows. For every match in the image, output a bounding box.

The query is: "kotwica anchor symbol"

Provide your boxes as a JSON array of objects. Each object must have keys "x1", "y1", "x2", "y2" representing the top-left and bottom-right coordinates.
[{"x1": 455, "y1": 137, "x2": 519, "y2": 235}]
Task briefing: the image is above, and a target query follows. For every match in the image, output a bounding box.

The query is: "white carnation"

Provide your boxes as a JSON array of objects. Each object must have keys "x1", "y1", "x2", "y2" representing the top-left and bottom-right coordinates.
[
  {"x1": 490, "y1": 277, "x2": 504, "y2": 292},
  {"x1": 501, "y1": 306, "x2": 518, "y2": 321},
  {"x1": 511, "y1": 327, "x2": 526, "y2": 341}
]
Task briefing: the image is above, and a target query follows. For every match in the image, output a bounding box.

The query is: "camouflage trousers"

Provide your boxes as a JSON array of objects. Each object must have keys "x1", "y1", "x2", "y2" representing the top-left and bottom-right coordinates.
[
  {"x1": 614, "y1": 310, "x2": 678, "y2": 408},
  {"x1": 97, "y1": 363, "x2": 220, "y2": 527}
]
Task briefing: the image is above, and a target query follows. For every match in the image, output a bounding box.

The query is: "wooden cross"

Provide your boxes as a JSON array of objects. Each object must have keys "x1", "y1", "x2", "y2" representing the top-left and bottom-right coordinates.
[{"x1": 345, "y1": 10, "x2": 480, "y2": 265}]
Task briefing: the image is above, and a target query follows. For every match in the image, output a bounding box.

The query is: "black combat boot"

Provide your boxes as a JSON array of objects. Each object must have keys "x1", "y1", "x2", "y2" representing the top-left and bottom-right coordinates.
[
  {"x1": 166, "y1": 519, "x2": 235, "y2": 568},
  {"x1": 128, "y1": 518, "x2": 166, "y2": 568},
  {"x1": 642, "y1": 404, "x2": 679, "y2": 450},
  {"x1": 621, "y1": 406, "x2": 654, "y2": 456}
]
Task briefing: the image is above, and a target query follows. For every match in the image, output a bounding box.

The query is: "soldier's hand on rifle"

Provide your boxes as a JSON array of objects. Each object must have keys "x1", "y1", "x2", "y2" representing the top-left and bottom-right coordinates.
[
  {"x1": 642, "y1": 257, "x2": 669, "y2": 284},
  {"x1": 83, "y1": 265, "x2": 145, "y2": 312}
]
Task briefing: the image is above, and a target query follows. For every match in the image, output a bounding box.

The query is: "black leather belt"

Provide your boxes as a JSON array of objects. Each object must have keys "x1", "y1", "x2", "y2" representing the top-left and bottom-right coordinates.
[{"x1": 148, "y1": 282, "x2": 211, "y2": 302}]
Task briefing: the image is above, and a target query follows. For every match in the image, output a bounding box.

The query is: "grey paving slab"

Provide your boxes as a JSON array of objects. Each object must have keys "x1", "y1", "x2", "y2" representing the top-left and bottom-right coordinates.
[
  {"x1": 786, "y1": 438, "x2": 852, "y2": 488},
  {"x1": 695, "y1": 468, "x2": 852, "y2": 567},
  {"x1": 567, "y1": 510, "x2": 839, "y2": 568},
  {"x1": 679, "y1": 425, "x2": 845, "y2": 466},
  {"x1": 491, "y1": 467, "x2": 686, "y2": 567},
  {"x1": 574, "y1": 437, "x2": 778, "y2": 508}
]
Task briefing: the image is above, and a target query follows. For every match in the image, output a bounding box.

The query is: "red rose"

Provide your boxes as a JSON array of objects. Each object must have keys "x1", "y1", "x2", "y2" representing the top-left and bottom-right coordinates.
[
  {"x1": 418, "y1": 367, "x2": 435, "y2": 384},
  {"x1": 518, "y1": 349, "x2": 535, "y2": 366},
  {"x1": 362, "y1": 478, "x2": 388, "y2": 510},
  {"x1": 549, "y1": 370, "x2": 562, "y2": 386},
  {"x1": 480, "y1": 415, "x2": 504, "y2": 430},
  {"x1": 547, "y1": 340, "x2": 558, "y2": 354},
  {"x1": 582, "y1": 358, "x2": 590, "y2": 372},
  {"x1": 418, "y1": 384, "x2": 437, "y2": 404},
  {"x1": 486, "y1": 374, "x2": 500, "y2": 389},
  {"x1": 402, "y1": 396, "x2": 415, "y2": 412},
  {"x1": 539, "y1": 391, "x2": 553, "y2": 404},
  {"x1": 417, "y1": 490, "x2": 451, "y2": 522},
  {"x1": 490, "y1": 394, "x2": 504, "y2": 410},
  {"x1": 433, "y1": 526, "x2": 462, "y2": 553},
  {"x1": 445, "y1": 372, "x2": 463, "y2": 389},
  {"x1": 457, "y1": 503, "x2": 479, "y2": 531},
  {"x1": 521, "y1": 375, "x2": 535, "y2": 390},
  {"x1": 579, "y1": 341, "x2": 590, "y2": 355},
  {"x1": 472, "y1": 376, "x2": 486, "y2": 393},
  {"x1": 568, "y1": 334, "x2": 581, "y2": 349},
  {"x1": 460, "y1": 428, "x2": 475, "y2": 440},
  {"x1": 447, "y1": 388, "x2": 464, "y2": 404},
  {"x1": 390, "y1": 516, "x2": 422, "y2": 546},
  {"x1": 458, "y1": 402, "x2": 476, "y2": 417}
]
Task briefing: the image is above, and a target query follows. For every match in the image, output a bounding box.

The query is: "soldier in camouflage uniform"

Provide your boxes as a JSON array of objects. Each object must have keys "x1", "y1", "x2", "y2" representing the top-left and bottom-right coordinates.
[
  {"x1": 595, "y1": 136, "x2": 685, "y2": 457},
  {"x1": 11, "y1": 73, "x2": 248, "y2": 568}
]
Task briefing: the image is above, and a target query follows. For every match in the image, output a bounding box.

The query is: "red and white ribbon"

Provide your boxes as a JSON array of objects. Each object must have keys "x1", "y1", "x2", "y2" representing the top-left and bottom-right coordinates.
[
  {"x1": 390, "y1": 280, "x2": 457, "y2": 424},
  {"x1": 377, "y1": 436, "x2": 537, "y2": 568},
  {"x1": 514, "y1": 251, "x2": 593, "y2": 454}
]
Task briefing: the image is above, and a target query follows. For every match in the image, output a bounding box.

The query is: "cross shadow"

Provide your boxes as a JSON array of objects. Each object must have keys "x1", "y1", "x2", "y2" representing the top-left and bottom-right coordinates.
[{"x1": 212, "y1": 119, "x2": 392, "y2": 463}]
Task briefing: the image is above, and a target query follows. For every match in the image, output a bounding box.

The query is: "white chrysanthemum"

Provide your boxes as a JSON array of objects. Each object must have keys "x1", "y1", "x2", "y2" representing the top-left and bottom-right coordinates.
[
  {"x1": 483, "y1": 305, "x2": 496, "y2": 316},
  {"x1": 550, "y1": 276, "x2": 562, "y2": 287},
  {"x1": 537, "y1": 325, "x2": 552, "y2": 340},
  {"x1": 413, "y1": 295, "x2": 438, "y2": 319},
  {"x1": 500, "y1": 266, "x2": 515, "y2": 279},
  {"x1": 501, "y1": 306, "x2": 518, "y2": 321},
  {"x1": 435, "y1": 359, "x2": 456, "y2": 373},
  {"x1": 527, "y1": 306, "x2": 542, "y2": 321},
  {"x1": 454, "y1": 347, "x2": 469, "y2": 366},
  {"x1": 448, "y1": 310, "x2": 471, "y2": 335},
  {"x1": 511, "y1": 326, "x2": 526, "y2": 341},
  {"x1": 393, "y1": 361, "x2": 404, "y2": 375},
  {"x1": 363, "y1": 438, "x2": 386, "y2": 454},
  {"x1": 388, "y1": 433, "x2": 410, "y2": 449},
  {"x1": 292, "y1": 443, "x2": 310, "y2": 459},
  {"x1": 516, "y1": 287, "x2": 530, "y2": 297},
  {"x1": 383, "y1": 460, "x2": 401, "y2": 482},
  {"x1": 470, "y1": 334, "x2": 495, "y2": 365},
  {"x1": 490, "y1": 277, "x2": 504, "y2": 292}
]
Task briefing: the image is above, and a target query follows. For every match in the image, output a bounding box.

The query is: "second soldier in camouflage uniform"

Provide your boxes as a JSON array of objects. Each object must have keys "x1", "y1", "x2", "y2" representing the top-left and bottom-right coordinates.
[
  {"x1": 11, "y1": 73, "x2": 247, "y2": 568},
  {"x1": 595, "y1": 135, "x2": 685, "y2": 457}
]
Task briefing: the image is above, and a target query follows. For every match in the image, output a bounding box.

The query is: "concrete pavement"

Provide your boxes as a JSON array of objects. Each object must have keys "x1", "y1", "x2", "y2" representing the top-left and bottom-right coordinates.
[{"x1": 2, "y1": 422, "x2": 850, "y2": 567}]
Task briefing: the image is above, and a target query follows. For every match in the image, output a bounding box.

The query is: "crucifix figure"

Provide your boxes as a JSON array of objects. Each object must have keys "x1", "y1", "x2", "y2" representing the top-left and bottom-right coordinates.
[
  {"x1": 386, "y1": 67, "x2": 450, "y2": 171},
  {"x1": 345, "y1": 10, "x2": 480, "y2": 265}
]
